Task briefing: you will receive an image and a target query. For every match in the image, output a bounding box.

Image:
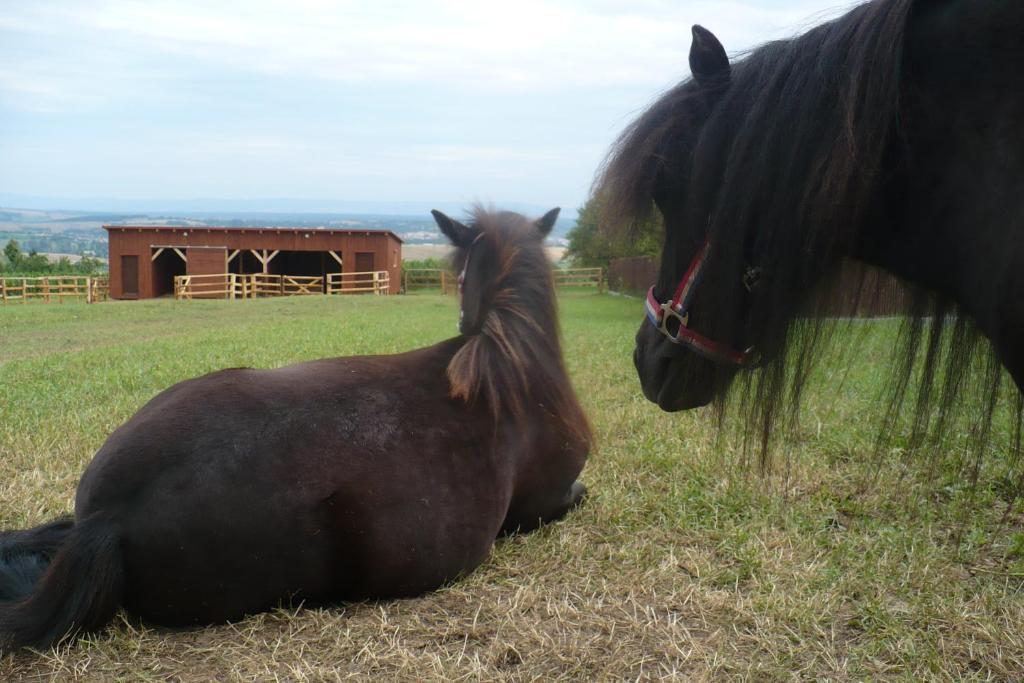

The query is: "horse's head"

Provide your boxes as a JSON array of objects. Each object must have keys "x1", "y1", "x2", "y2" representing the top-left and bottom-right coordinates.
[
  {"x1": 616, "y1": 26, "x2": 762, "y2": 411},
  {"x1": 609, "y1": 10, "x2": 909, "y2": 413},
  {"x1": 431, "y1": 207, "x2": 559, "y2": 336}
]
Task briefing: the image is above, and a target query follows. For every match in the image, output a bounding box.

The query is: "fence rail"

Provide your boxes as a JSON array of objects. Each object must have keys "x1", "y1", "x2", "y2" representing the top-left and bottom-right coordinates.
[
  {"x1": 403, "y1": 267, "x2": 605, "y2": 294},
  {"x1": 327, "y1": 271, "x2": 390, "y2": 295},
  {"x1": 0, "y1": 276, "x2": 109, "y2": 304},
  {"x1": 174, "y1": 272, "x2": 390, "y2": 300},
  {"x1": 554, "y1": 267, "x2": 605, "y2": 291},
  {"x1": 174, "y1": 274, "x2": 236, "y2": 300},
  {"x1": 282, "y1": 275, "x2": 324, "y2": 296},
  {"x1": 403, "y1": 269, "x2": 457, "y2": 294}
]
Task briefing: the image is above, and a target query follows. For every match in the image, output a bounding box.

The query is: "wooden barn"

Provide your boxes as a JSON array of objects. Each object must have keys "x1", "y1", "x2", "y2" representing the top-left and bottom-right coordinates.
[{"x1": 104, "y1": 225, "x2": 403, "y2": 299}]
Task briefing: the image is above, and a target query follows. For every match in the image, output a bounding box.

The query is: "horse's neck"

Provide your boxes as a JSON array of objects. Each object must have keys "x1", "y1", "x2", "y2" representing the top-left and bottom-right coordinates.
[
  {"x1": 449, "y1": 289, "x2": 580, "y2": 423},
  {"x1": 846, "y1": 1, "x2": 1024, "y2": 384},
  {"x1": 854, "y1": 143, "x2": 1024, "y2": 385},
  {"x1": 490, "y1": 299, "x2": 569, "y2": 387}
]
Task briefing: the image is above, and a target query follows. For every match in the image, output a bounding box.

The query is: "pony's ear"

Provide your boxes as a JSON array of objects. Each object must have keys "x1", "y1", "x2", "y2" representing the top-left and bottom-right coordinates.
[
  {"x1": 431, "y1": 210, "x2": 478, "y2": 248},
  {"x1": 535, "y1": 207, "x2": 560, "y2": 238},
  {"x1": 689, "y1": 25, "x2": 730, "y2": 87}
]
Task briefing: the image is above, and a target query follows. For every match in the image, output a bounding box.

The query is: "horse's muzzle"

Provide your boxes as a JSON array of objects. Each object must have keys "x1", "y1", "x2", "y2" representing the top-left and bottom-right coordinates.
[{"x1": 634, "y1": 325, "x2": 716, "y2": 411}]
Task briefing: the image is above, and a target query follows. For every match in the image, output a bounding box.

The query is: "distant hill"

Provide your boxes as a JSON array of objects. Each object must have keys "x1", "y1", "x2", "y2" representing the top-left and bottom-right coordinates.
[
  {"x1": 0, "y1": 205, "x2": 574, "y2": 255},
  {"x1": 0, "y1": 196, "x2": 574, "y2": 238}
]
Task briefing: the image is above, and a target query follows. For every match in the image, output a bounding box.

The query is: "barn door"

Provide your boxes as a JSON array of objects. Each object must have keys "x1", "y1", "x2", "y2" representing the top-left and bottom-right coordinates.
[
  {"x1": 355, "y1": 252, "x2": 374, "y2": 280},
  {"x1": 121, "y1": 255, "x2": 139, "y2": 297}
]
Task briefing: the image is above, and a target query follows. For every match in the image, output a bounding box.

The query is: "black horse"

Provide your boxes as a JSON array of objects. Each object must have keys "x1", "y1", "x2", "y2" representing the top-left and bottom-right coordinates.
[
  {"x1": 0, "y1": 208, "x2": 590, "y2": 651},
  {"x1": 598, "y1": 0, "x2": 1024, "y2": 456}
]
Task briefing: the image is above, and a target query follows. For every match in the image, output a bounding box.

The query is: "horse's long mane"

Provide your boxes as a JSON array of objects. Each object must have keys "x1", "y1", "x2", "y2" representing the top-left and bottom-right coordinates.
[
  {"x1": 447, "y1": 209, "x2": 592, "y2": 447},
  {"x1": 597, "y1": 0, "x2": 1022, "y2": 474}
]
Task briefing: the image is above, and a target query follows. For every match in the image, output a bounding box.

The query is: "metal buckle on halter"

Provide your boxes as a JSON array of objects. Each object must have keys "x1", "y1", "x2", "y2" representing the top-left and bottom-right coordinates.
[
  {"x1": 658, "y1": 302, "x2": 690, "y2": 341},
  {"x1": 644, "y1": 245, "x2": 752, "y2": 365},
  {"x1": 742, "y1": 266, "x2": 762, "y2": 292}
]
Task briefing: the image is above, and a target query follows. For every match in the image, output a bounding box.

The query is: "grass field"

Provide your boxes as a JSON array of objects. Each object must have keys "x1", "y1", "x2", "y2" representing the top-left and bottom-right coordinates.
[{"x1": 1, "y1": 293, "x2": 1023, "y2": 681}]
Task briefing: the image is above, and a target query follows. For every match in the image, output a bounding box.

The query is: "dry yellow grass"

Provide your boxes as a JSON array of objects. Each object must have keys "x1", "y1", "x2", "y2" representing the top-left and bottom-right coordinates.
[{"x1": 1, "y1": 294, "x2": 1023, "y2": 680}]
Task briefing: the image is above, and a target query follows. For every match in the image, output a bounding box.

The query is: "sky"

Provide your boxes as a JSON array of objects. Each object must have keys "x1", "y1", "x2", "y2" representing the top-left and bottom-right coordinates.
[{"x1": 0, "y1": 0, "x2": 858, "y2": 213}]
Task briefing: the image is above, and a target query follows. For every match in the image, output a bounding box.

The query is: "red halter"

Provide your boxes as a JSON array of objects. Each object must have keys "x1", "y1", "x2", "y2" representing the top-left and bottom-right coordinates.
[{"x1": 644, "y1": 238, "x2": 752, "y2": 365}]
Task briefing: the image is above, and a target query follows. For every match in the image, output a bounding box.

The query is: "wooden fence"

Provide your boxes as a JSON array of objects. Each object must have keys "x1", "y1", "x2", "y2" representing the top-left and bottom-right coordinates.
[
  {"x1": 282, "y1": 275, "x2": 324, "y2": 296},
  {"x1": 403, "y1": 267, "x2": 605, "y2": 294},
  {"x1": 174, "y1": 274, "x2": 236, "y2": 300},
  {"x1": 0, "y1": 276, "x2": 109, "y2": 304},
  {"x1": 403, "y1": 269, "x2": 457, "y2": 294},
  {"x1": 174, "y1": 272, "x2": 390, "y2": 300},
  {"x1": 327, "y1": 271, "x2": 391, "y2": 295},
  {"x1": 555, "y1": 267, "x2": 605, "y2": 291}
]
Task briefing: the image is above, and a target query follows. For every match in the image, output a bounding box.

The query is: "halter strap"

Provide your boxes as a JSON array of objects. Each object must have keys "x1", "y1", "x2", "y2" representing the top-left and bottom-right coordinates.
[{"x1": 645, "y1": 237, "x2": 751, "y2": 365}]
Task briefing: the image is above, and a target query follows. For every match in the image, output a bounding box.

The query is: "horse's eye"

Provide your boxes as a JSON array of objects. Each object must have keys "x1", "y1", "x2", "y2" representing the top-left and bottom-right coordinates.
[{"x1": 743, "y1": 266, "x2": 762, "y2": 292}]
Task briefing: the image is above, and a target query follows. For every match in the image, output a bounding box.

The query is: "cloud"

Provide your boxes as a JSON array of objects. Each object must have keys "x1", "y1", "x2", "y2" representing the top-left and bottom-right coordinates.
[
  {"x1": 0, "y1": 0, "x2": 860, "y2": 205},
  {"x1": 1, "y1": 0, "x2": 857, "y2": 110}
]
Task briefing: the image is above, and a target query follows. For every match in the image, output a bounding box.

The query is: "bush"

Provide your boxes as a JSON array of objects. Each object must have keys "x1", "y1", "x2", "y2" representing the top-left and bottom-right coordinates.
[
  {"x1": 0, "y1": 239, "x2": 107, "y2": 276},
  {"x1": 403, "y1": 257, "x2": 452, "y2": 271}
]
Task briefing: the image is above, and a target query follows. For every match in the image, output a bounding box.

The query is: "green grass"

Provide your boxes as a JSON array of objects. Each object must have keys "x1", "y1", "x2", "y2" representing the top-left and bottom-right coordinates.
[{"x1": 1, "y1": 294, "x2": 1023, "y2": 680}]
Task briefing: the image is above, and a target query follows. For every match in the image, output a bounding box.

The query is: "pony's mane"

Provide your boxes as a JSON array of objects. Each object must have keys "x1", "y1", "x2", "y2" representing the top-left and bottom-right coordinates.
[
  {"x1": 447, "y1": 209, "x2": 592, "y2": 446},
  {"x1": 597, "y1": 0, "x2": 1022, "y2": 475}
]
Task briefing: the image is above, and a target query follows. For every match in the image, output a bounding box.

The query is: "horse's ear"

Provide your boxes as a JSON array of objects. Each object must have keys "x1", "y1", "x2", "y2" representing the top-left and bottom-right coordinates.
[
  {"x1": 535, "y1": 208, "x2": 560, "y2": 238},
  {"x1": 432, "y1": 210, "x2": 478, "y2": 248},
  {"x1": 689, "y1": 25, "x2": 730, "y2": 87}
]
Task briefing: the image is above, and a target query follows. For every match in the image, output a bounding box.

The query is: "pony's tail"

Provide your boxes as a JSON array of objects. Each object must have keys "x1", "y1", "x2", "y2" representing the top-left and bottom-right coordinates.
[
  {"x1": 0, "y1": 518, "x2": 74, "y2": 602},
  {"x1": 0, "y1": 515, "x2": 123, "y2": 651}
]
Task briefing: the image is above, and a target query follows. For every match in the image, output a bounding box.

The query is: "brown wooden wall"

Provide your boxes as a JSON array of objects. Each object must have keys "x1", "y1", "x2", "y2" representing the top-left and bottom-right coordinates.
[
  {"x1": 187, "y1": 249, "x2": 227, "y2": 276},
  {"x1": 105, "y1": 227, "x2": 402, "y2": 299},
  {"x1": 607, "y1": 256, "x2": 659, "y2": 298}
]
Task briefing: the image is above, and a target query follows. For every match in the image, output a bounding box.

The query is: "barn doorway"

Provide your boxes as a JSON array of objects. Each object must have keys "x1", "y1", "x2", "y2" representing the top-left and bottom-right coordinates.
[
  {"x1": 264, "y1": 251, "x2": 344, "y2": 293},
  {"x1": 271, "y1": 251, "x2": 324, "y2": 278},
  {"x1": 229, "y1": 250, "x2": 264, "y2": 275},
  {"x1": 151, "y1": 249, "x2": 186, "y2": 297}
]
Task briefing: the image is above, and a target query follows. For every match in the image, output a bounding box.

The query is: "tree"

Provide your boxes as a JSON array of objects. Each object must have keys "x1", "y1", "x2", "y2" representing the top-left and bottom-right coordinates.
[
  {"x1": 563, "y1": 195, "x2": 663, "y2": 268},
  {"x1": 3, "y1": 239, "x2": 21, "y2": 267},
  {"x1": 76, "y1": 256, "x2": 105, "y2": 274},
  {"x1": 21, "y1": 251, "x2": 51, "y2": 272}
]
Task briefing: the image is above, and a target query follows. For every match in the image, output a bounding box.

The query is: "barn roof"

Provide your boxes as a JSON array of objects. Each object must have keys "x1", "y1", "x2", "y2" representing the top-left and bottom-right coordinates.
[{"x1": 102, "y1": 225, "x2": 403, "y2": 243}]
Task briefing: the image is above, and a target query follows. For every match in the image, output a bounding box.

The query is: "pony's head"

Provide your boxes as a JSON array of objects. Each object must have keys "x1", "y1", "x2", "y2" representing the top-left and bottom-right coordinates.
[
  {"x1": 598, "y1": 0, "x2": 914, "y2": 416},
  {"x1": 432, "y1": 207, "x2": 559, "y2": 337},
  {"x1": 601, "y1": 25, "x2": 751, "y2": 410},
  {"x1": 429, "y1": 207, "x2": 588, "y2": 446}
]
